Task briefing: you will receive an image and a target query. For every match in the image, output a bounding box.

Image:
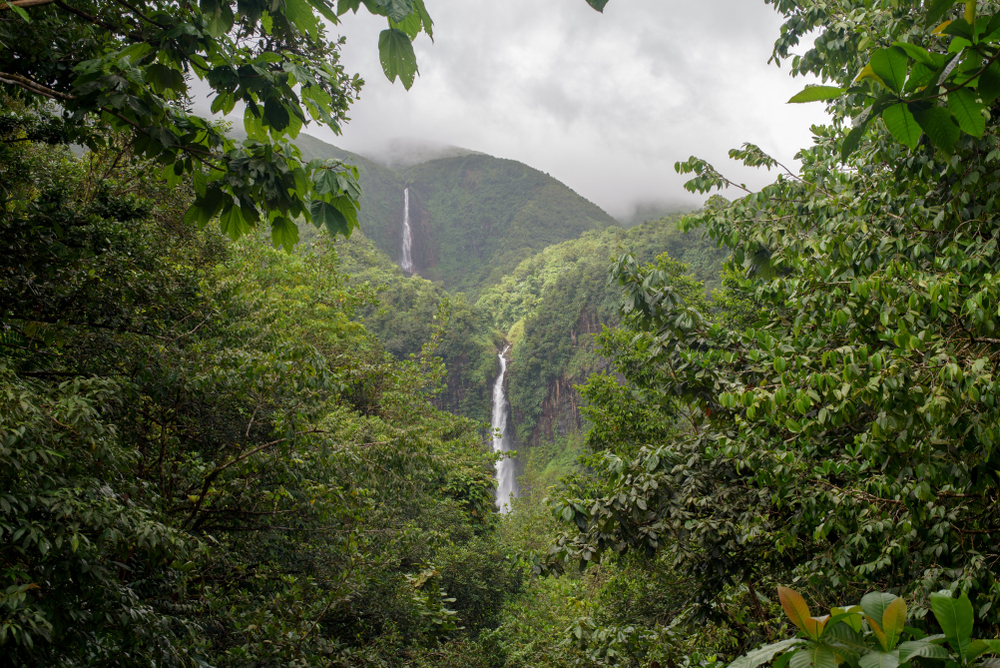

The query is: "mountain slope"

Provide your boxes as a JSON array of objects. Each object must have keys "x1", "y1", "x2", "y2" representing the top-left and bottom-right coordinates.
[
  {"x1": 400, "y1": 154, "x2": 619, "y2": 296},
  {"x1": 290, "y1": 134, "x2": 620, "y2": 298}
]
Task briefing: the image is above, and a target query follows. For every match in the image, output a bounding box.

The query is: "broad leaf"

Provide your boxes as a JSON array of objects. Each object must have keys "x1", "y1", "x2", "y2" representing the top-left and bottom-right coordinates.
[
  {"x1": 882, "y1": 597, "x2": 907, "y2": 650},
  {"x1": 866, "y1": 616, "x2": 889, "y2": 652},
  {"x1": 941, "y1": 18, "x2": 973, "y2": 39},
  {"x1": 914, "y1": 106, "x2": 960, "y2": 150},
  {"x1": 861, "y1": 594, "x2": 897, "y2": 630},
  {"x1": 881, "y1": 104, "x2": 921, "y2": 149},
  {"x1": 383, "y1": 0, "x2": 413, "y2": 22},
  {"x1": 585, "y1": 0, "x2": 609, "y2": 11},
  {"x1": 823, "y1": 622, "x2": 868, "y2": 658},
  {"x1": 283, "y1": 0, "x2": 319, "y2": 36},
  {"x1": 309, "y1": 199, "x2": 350, "y2": 237},
  {"x1": 898, "y1": 640, "x2": 952, "y2": 663},
  {"x1": 728, "y1": 639, "x2": 808, "y2": 668},
  {"x1": 270, "y1": 216, "x2": 299, "y2": 251},
  {"x1": 948, "y1": 88, "x2": 985, "y2": 137},
  {"x1": 930, "y1": 591, "x2": 974, "y2": 662},
  {"x1": 788, "y1": 86, "x2": 847, "y2": 103},
  {"x1": 789, "y1": 645, "x2": 840, "y2": 668},
  {"x1": 827, "y1": 610, "x2": 865, "y2": 635},
  {"x1": 860, "y1": 651, "x2": 899, "y2": 668},
  {"x1": 870, "y1": 48, "x2": 908, "y2": 92},
  {"x1": 924, "y1": 0, "x2": 958, "y2": 27},
  {"x1": 378, "y1": 28, "x2": 418, "y2": 89},
  {"x1": 780, "y1": 587, "x2": 815, "y2": 637},
  {"x1": 979, "y1": 61, "x2": 1000, "y2": 103},
  {"x1": 220, "y1": 203, "x2": 251, "y2": 241},
  {"x1": 891, "y1": 41, "x2": 938, "y2": 67},
  {"x1": 856, "y1": 64, "x2": 886, "y2": 86},
  {"x1": 3, "y1": 0, "x2": 31, "y2": 21}
]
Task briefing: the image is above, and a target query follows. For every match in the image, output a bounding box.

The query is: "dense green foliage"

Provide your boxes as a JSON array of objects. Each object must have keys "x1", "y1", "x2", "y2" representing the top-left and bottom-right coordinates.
[
  {"x1": 539, "y1": 3, "x2": 1000, "y2": 667},
  {"x1": 0, "y1": 0, "x2": 436, "y2": 247},
  {"x1": 1, "y1": 118, "x2": 522, "y2": 667},
  {"x1": 17, "y1": 0, "x2": 1000, "y2": 666},
  {"x1": 333, "y1": 230, "x2": 500, "y2": 420},
  {"x1": 475, "y1": 215, "x2": 727, "y2": 447}
]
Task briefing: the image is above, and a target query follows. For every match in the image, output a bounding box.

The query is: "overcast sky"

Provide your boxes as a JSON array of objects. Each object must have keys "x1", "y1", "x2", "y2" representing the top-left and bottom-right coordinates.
[{"x1": 306, "y1": 0, "x2": 829, "y2": 219}]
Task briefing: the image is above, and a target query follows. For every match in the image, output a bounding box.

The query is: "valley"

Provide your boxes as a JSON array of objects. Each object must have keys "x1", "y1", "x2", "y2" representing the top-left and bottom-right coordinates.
[
  {"x1": 6, "y1": 1, "x2": 1000, "y2": 667},
  {"x1": 300, "y1": 133, "x2": 727, "y2": 501}
]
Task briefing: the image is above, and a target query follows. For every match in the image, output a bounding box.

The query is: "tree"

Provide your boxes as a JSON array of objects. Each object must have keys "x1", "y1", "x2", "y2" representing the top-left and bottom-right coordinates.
[
  {"x1": 0, "y1": 0, "x2": 433, "y2": 248},
  {"x1": 545, "y1": 0, "x2": 1000, "y2": 642}
]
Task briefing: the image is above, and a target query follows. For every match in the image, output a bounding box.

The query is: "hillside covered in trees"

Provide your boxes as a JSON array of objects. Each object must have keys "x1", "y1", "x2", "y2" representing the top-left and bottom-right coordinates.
[{"x1": 8, "y1": 0, "x2": 1000, "y2": 667}]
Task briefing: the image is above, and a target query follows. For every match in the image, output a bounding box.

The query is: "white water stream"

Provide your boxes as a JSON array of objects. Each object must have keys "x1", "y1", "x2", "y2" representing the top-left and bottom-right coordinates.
[
  {"x1": 401, "y1": 187, "x2": 414, "y2": 274},
  {"x1": 492, "y1": 346, "x2": 518, "y2": 512}
]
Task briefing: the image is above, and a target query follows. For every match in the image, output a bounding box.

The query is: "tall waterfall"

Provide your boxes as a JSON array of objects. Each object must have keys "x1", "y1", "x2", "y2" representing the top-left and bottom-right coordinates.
[
  {"x1": 492, "y1": 346, "x2": 518, "y2": 512},
  {"x1": 401, "y1": 187, "x2": 414, "y2": 274}
]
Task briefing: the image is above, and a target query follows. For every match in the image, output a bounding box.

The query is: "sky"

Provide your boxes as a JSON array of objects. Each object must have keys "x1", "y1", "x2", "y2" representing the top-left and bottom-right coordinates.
[{"x1": 303, "y1": 0, "x2": 830, "y2": 219}]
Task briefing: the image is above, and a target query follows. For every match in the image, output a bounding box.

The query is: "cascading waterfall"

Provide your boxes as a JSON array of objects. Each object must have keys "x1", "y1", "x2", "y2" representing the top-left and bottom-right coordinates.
[
  {"x1": 492, "y1": 346, "x2": 518, "y2": 512},
  {"x1": 400, "y1": 187, "x2": 414, "y2": 274}
]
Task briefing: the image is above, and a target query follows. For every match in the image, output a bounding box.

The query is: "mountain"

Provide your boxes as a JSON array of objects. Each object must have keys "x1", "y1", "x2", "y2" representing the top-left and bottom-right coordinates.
[{"x1": 291, "y1": 134, "x2": 620, "y2": 298}]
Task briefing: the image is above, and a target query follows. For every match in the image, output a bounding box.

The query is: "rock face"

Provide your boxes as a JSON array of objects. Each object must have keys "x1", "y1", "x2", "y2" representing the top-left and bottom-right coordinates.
[{"x1": 509, "y1": 306, "x2": 607, "y2": 451}]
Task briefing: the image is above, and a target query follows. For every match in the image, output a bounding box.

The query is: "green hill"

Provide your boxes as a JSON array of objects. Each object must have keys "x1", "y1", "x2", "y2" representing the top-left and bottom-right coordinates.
[
  {"x1": 399, "y1": 154, "x2": 620, "y2": 296},
  {"x1": 289, "y1": 134, "x2": 620, "y2": 298}
]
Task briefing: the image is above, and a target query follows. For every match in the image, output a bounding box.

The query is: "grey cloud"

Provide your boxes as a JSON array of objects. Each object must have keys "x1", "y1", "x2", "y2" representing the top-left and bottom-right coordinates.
[{"x1": 302, "y1": 1, "x2": 830, "y2": 216}]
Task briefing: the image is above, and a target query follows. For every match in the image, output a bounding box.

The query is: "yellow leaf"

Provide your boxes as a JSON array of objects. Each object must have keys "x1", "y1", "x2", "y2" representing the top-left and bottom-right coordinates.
[
  {"x1": 855, "y1": 64, "x2": 886, "y2": 86},
  {"x1": 779, "y1": 586, "x2": 815, "y2": 637},
  {"x1": 866, "y1": 615, "x2": 889, "y2": 651},
  {"x1": 933, "y1": 20, "x2": 953, "y2": 35}
]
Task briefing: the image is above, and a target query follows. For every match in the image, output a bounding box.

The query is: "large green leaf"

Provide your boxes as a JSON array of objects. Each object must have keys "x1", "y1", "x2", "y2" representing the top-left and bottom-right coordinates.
[
  {"x1": 378, "y1": 27, "x2": 418, "y2": 89},
  {"x1": 789, "y1": 645, "x2": 840, "y2": 668},
  {"x1": 924, "y1": 0, "x2": 958, "y2": 27},
  {"x1": 220, "y1": 203, "x2": 251, "y2": 241},
  {"x1": 862, "y1": 593, "x2": 898, "y2": 625},
  {"x1": 270, "y1": 216, "x2": 299, "y2": 251},
  {"x1": 382, "y1": 0, "x2": 412, "y2": 22},
  {"x1": 788, "y1": 86, "x2": 847, "y2": 103},
  {"x1": 979, "y1": 61, "x2": 1000, "y2": 103},
  {"x1": 870, "y1": 48, "x2": 908, "y2": 92},
  {"x1": 881, "y1": 104, "x2": 921, "y2": 149},
  {"x1": 914, "y1": 106, "x2": 960, "y2": 150},
  {"x1": 284, "y1": 0, "x2": 319, "y2": 36},
  {"x1": 823, "y1": 622, "x2": 868, "y2": 658},
  {"x1": 930, "y1": 591, "x2": 974, "y2": 662},
  {"x1": 897, "y1": 640, "x2": 951, "y2": 664},
  {"x1": 309, "y1": 199, "x2": 350, "y2": 237},
  {"x1": 859, "y1": 651, "x2": 899, "y2": 668},
  {"x1": 728, "y1": 639, "x2": 808, "y2": 668},
  {"x1": 948, "y1": 88, "x2": 985, "y2": 137},
  {"x1": 891, "y1": 41, "x2": 938, "y2": 67},
  {"x1": 585, "y1": 0, "x2": 609, "y2": 11}
]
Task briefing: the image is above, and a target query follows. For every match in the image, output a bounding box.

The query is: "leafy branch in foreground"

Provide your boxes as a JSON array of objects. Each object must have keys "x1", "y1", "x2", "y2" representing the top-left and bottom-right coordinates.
[
  {"x1": 734, "y1": 588, "x2": 1000, "y2": 668},
  {"x1": 786, "y1": 1, "x2": 1000, "y2": 158},
  {"x1": 0, "y1": 0, "x2": 435, "y2": 247}
]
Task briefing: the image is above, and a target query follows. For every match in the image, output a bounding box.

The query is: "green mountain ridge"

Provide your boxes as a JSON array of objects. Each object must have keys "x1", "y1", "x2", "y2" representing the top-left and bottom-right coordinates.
[{"x1": 290, "y1": 133, "x2": 620, "y2": 298}]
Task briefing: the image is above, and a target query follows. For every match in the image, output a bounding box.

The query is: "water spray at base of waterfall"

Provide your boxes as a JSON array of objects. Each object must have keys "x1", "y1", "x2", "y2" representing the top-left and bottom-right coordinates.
[{"x1": 492, "y1": 346, "x2": 518, "y2": 513}]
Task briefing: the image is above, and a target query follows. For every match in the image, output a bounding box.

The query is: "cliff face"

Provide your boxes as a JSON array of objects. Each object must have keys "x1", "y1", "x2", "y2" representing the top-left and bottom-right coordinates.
[{"x1": 509, "y1": 306, "x2": 609, "y2": 450}]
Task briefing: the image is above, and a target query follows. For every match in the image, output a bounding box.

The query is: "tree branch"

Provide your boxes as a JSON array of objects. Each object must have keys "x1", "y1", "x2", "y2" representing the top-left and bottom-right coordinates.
[
  {"x1": 0, "y1": 72, "x2": 74, "y2": 101},
  {"x1": 0, "y1": 0, "x2": 57, "y2": 10}
]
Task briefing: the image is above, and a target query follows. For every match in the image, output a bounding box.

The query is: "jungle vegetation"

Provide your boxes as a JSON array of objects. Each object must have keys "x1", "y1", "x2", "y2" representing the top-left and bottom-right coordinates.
[{"x1": 7, "y1": 0, "x2": 1000, "y2": 667}]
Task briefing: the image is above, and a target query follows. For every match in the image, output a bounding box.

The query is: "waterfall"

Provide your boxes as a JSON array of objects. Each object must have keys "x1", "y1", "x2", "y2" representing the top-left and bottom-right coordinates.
[
  {"x1": 492, "y1": 346, "x2": 518, "y2": 513},
  {"x1": 401, "y1": 187, "x2": 414, "y2": 274}
]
